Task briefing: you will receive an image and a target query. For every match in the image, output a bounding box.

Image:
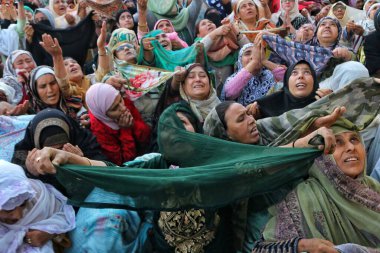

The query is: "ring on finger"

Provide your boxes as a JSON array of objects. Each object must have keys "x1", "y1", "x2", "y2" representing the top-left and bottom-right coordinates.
[{"x1": 26, "y1": 237, "x2": 32, "y2": 244}]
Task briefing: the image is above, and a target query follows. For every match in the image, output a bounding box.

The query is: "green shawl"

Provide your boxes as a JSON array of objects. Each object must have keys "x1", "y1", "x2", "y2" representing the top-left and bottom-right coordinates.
[
  {"x1": 54, "y1": 78, "x2": 380, "y2": 211},
  {"x1": 263, "y1": 154, "x2": 380, "y2": 246},
  {"x1": 137, "y1": 30, "x2": 208, "y2": 71},
  {"x1": 148, "y1": 0, "x2": 190, "y2": 31}
]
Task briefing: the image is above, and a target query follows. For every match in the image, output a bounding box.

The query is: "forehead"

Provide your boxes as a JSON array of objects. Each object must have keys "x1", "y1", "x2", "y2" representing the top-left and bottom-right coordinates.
[
  {"x1": 302, "y1": 24, "x2": 314, "y2": 29},
  {"x1": 156, "y1": 33, "x2": 168, "y2": 38},
  {"x1": 14, "y1": 54, "x2": 32, "y2": 62},
  {"x1": 188, "y1": 66, "x2": 206, "y2": 73},
  {"x1": 37, "y1": 73, "x2": 55, "y2": 83},
  {"x1": 120, "y1": 11, "x2": 132, "y2": 17},
  {"x1": 239, "y1": 0, "x2": 255, "y2": 9},
  {"x1": 293, "y1": 63, "x2": 311, "y2": 70},
  {"x1": 319, "y1": 19, "x2": 337, "y2": 26},
  {"x1": 158, "y1": 20, "x2": 170, "y2": 26},
  {"x1": 200, "y1": 19, "x2": 212, "y2": 25},
  {"x1": 227, "y1": 103, "x2": 246, "y2": 116},
  {"x1": 242, "y1": 46, "x2": 254, "y2": 54},
  {"x1": 63, "y1": 58, "x2": 78, "y2": 64},
  {"x1": 335, "y1": 131, "x2": 360, "y2": 138}
]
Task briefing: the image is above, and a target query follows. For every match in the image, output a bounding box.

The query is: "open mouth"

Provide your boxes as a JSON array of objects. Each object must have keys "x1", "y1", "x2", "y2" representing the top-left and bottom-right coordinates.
[
  {"x1": 69, "y1": 67, "x2": 79, "y2": 74},
  {"x1": 295, "y1": 83, "x2": 307, "y2": 89},
  {"x1": 344, "y1": 156, "x2": 359, "y2": 162},
  {"x1": 161, "y1": 41, "x2": 170, "y2": 49},
  {"x1": 250, "y1": 127, "x2": 259, "y2": 137},
  {"x1": 193, "y1": 83, "x2": 204, "y2": 89}
]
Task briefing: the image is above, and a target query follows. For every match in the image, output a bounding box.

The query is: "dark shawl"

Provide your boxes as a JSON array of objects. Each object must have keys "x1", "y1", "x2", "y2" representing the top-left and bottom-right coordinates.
[
  {"x1": 255, "y1": 60, "x2": 318, "y2": 118},
  {"x1": 12, "y1": 108, "x2": 106, "y2": 194},
  {"x1": 28, "y1": 13, "x2": 95, "y2": 67},
  {"x1": 364, "y1": 29, "x2": 380, "y2": 75}
]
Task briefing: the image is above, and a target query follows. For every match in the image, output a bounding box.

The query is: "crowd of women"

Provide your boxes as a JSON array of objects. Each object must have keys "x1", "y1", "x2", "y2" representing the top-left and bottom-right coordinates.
[{"x1": 0, "y1": 0, "x2": 380, "y2": 252}]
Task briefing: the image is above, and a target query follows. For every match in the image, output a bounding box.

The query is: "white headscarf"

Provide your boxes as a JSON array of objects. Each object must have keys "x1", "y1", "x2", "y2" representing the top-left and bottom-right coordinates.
[
  {"x1": 327, "y1": 1, "x2": 366, "y2": 27},
  {"x1": 271, "y1": 0, "x2": 304, "y2": 25},
  {"x1": 0, "y1": 160, "x2": 76, "y2": 253}
]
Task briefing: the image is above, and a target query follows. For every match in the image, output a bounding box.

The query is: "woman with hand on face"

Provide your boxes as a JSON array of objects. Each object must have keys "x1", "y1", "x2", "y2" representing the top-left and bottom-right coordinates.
[
  {"x1": 221, "y1": 41, "x2": 276, "y2": 106},
  {"x1": 85, "y1": 83, "x2": 151, "y2": 165},
  {"x1": 271, "y1": 0, "x2": 309, "y2": 34},
  {"x1": 48, "y1": 0, "x2": 81, "y2": 28},
  {"x1": 1, "y1": 50, "x2": 37, "y2": 115},
  {"x1": 0, "y1": 160, "x2": 75, "y2": 253},
  {"x1": 233, "y1": 0, "x2": 277, "y2": 42}
]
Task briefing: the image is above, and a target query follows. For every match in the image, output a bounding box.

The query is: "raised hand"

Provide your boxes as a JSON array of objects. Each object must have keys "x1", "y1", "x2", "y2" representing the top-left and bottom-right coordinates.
[{"x1": 39, "y1": 33, "x2": 63, "y2": 57}]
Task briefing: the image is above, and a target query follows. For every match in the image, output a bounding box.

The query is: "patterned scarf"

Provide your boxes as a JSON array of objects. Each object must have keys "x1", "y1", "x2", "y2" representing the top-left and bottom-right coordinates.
[
  {"x1": 263, "y1": 154, "x2": 380, "y2": 246},
  {"x1": 222, "y1": 43, "x2": 276, "y2": 106},
  {"x1": 81, "y1": 0, "x2": 127, "y2": 19},
  {"x1": 263, "y1": 34, "x2": 333, "y2": 76}
]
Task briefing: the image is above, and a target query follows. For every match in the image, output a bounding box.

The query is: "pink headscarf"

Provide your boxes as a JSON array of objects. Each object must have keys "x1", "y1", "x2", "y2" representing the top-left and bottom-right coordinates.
[
  {"x1": 86, "y1": 83, "x2": 120, "y2": 130},
  {"x1": 153, "y1": 19, "x2": 189, "y2": 48}
]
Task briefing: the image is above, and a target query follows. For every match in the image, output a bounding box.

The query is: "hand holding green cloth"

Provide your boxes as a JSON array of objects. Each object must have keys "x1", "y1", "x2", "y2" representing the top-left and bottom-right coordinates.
[
  {"x1": 53, "y1": 78, "x2": 380, "y2": 211},
  {"x1": 147, "y1": 0, "x2": 189, "y2": 31},
  {"x1": 137, "y1": 30, "x2": 208, "y2": 71},
  {"x1": 261, "y1": 155, "x2": 380, "y2": 247},
  {"x1": 257, "y1": 77, "x2": 380, "y2": 146},
  {"x1": 56, "y1": 144, "x2": 320, "y2": 211}
]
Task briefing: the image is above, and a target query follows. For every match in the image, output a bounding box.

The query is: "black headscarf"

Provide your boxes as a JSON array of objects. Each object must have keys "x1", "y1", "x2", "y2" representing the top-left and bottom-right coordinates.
[
  {"x1": 255, "y1": 60, "x2": 318, "y2": 118},
  {"x1": 365, "y1": 9, "x2": 380, "y2": 75},
  {"x1": 12, "y1": 108, "x2": 106, "y2": 194},
  {"x1": 27, "y1": 13, "x2": 96, "y2": 67}
]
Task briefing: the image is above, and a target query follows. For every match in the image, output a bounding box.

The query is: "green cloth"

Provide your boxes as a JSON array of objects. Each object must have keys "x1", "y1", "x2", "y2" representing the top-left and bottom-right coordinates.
[
  {"x1": 148, "y1": 0, "x2": 190, "y2": 31},
  {"x1": 54, "y1": 78, "x2": 380, "y2": 211},
  {"x1": 137, "y1": 30, "x2": 208, "y2": 71},
  {"x1": 262, "y1": 155, "x2": 380, "y2": 247},
  {"x1": 194, "y1": 37, "x2": 239, "y2": 68},
  {"x1": 257, "y1": 77, "x2": 380, "y2": 146}
]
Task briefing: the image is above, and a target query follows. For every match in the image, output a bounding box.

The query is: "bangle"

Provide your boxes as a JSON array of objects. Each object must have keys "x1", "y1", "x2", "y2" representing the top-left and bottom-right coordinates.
[
  {"x1": 98, "y1": 51, "x2": 107, "y2": 56},
  {"x1": 138, "y1": 22, "x2": 147, "y2": 27},
  {"x1": 292, "y1": 139, "x2": 297, "y2": 148},
  {"x1": 85, "y1": 157, "x2": 92, "y2": 166}
]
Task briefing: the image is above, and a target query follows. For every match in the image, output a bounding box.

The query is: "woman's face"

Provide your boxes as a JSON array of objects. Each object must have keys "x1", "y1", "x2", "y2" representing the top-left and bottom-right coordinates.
[
  {"x1": 156, "y1": 20, "x2": 174, "y2": 33},
  {"x1": 63, "y1": 58, "x2": 83, "y2": 82},
  {"x1": 53, "y1": 0, "x2": 67, "y2": 16},
  {"x1": 317, "y1": 18, "x2": 339, "y2": 46},
  {"x1": 106, "y1": 94, "x2": 127, "y2": 121},
  {"x1": 333, "y1": 131, "x2": 365, "y2": 178},
  {"x1": 281, "y1": 0, "x2": 295, "y2": 12},
  {"x1": 237, "y1": 0, "x2": 257, "y2": 22},
  {"x1": 176, "y1": 112, "x2": 195, "y2": 132},
  {"x1": 296, "y1": 23, "x2": 315, "y2": 42},
  {"x1": 241, "y1": 46, "x2": 254, "y2": 68},
  {"x1": 114, "y1": 43, "x2": 137, "y2": 63},
  {"x1": 369, "y1": 5, "x2": 380, "y2": 19},
  {"x1": 183, "y1": 66, "x2": 210, "y2": 100},
  {"x1": 224, "y1": 103, "x2": 260, "y2": 144},
  {"x1": 13, "y1": 54, "x2": 36, "y2": 73},
  {"x1": 365, "y1": 0, "x2": 377, "y2": 12},
  {"x1": 118, "y1": 12, "x2": 134, "y2": 30},
  {"x1": 288, "y1": 63, "x2": 314, "y2": 98},
  {"x1": 34, "y1": 12, "x2": 47, "y2": 23},
  {"x1": 36, "y1": 74, "x2": 60, "y2": 107},
  {"x1": 0, "y1": 201, "x2": 27, "y2": 224},
  {"x1": 332, "y1": 3, "x2": 346, "y2": 19},
  {"x1": 197, "y1": 19, "x2": 216, "y2": 38},
  {"x1": 155, "y1": 33, "x2": 172, "y2": 50}
]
